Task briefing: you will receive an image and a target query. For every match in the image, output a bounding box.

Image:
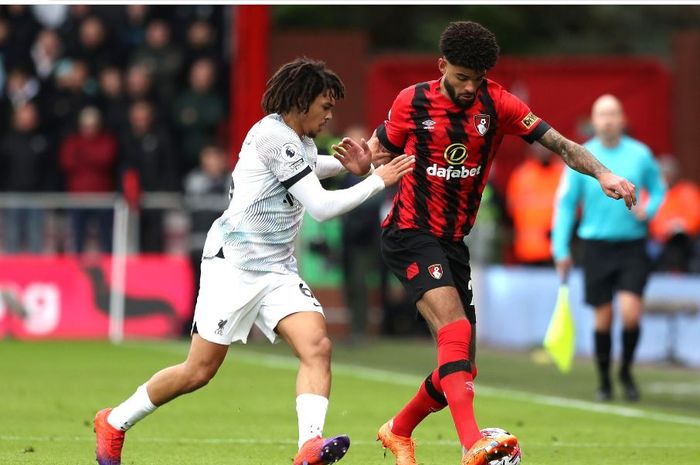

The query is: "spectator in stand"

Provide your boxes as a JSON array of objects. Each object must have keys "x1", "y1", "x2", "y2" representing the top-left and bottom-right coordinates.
[
  {"x1": 120, "y1": 100, "x2": 178, "y2": 252},
  {"x1": 1, "y1": 6, "x2": 40, "y2": 67},
  {"x1": 57, "y1": 5, "x2": 92, "y2": 55},
  {"x1": 130, "y1": 19, "x2": 182, "y2": 103},
  {"x1": 183, "y1": 144, "x2": 230, "y2": 312},
  {"x1": 181, "y1": 20, "x2": 219, "y2": 84},
  {"x1": 0, "y1": 102, "x2": 53, "y2": 253},
  {"x1": 59, "y1": 106, "x2": 118, "y2": 253},
  {"x1": 30, "y1": 29, "x2": 63, "y2": 87},
  {"x1": 124, "y1": 63, "x2": 166, "y2": 123},
  {"x1": 0, "y1": 16, "x2": 27, "y2": 81},
  {"x1": 55, "y1": 6, "x2": 88, "y2": 57},
  {"x1": 0, "y1": 17, "x2": 10, "y2": 72},
  {"x1": 1, "y1": 66, "x2": 41, "y2": 127},
  {"x1": 506, "y1": 143, "x2": 563, "y2": 265},
  {"x1": 44, "y1": 58, "x2": 96, "y2": 139},
  {"x1": 96, "y1": 65, "x2": 128, "y2": 136},
  {"x1": 124, "y1": 63, "x2": 155, "y2": 102},
  {"x1": 120, "y1": 5, "x2": 150, "y2": 52},
  {"x1": 172, "y1": 57, "x2": 224, "y2": 176},
  {"x1": 649, "y1": 155, "x2": 700, "y2": 273},
  {"x1": 72, "y1": 15, "x2": 121, "y2": 75}
]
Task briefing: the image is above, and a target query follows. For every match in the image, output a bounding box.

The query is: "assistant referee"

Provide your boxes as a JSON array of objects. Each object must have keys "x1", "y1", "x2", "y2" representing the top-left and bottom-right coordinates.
[{"x1": 552, "y1": 94, "x2": 666, "y2": 402}]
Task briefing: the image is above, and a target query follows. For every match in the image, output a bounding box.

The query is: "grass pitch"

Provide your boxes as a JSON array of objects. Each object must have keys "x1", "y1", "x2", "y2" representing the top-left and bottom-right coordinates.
[{"x1": 1, "y1": 338, "x2": 699, "y2": 465}]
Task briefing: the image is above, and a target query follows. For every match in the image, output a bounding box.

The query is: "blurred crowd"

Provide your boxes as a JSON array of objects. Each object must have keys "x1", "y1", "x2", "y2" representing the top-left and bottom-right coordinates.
[{"x1": 0, "y1": 5, "x2": 230, "y2": 254}]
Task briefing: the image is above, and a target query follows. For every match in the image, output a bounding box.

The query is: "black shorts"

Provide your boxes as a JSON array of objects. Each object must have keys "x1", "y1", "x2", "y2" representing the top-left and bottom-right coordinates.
[
  {"x1": 381, "y1": 227, "x2": 476, "y2": 323},
  {"x1": 581, "y1": 239, "x2": 651, "y2": 307}
]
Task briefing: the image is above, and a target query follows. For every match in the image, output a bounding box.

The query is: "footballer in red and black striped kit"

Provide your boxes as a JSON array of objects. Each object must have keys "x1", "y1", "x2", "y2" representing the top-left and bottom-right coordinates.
[
  {"x1": 377, "y1": 76, "x2": 550, "y2": 242},
  {"x1": 371, "y1": 21, "x2": 638, "y2": 465}
]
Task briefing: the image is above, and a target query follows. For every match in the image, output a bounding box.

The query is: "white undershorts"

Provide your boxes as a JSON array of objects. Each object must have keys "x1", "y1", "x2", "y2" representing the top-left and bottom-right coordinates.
[{"x1": 191, "y1": 256, "x2": 324, "y2": 345}]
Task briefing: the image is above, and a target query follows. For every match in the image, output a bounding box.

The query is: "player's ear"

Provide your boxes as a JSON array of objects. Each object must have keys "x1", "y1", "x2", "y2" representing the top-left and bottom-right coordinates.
[{"x1": 438, "y1": 57, "x2": 448, "y2": 74}]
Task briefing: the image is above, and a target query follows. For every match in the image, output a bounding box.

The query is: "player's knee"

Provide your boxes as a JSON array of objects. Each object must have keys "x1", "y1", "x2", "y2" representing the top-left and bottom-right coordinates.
[
  {"x1": 300, "y1": 335, "x2": 332, "y2": 363},
  {"x1": 186, "y1": 363, "x2": 219, "y2": 390},
  {"x1": 433, "y1": 311, "x2": 467, "y2": 330}
]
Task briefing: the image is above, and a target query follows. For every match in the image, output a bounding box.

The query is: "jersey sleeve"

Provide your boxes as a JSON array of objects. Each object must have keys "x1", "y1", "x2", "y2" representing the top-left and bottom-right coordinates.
[
  {"x1": 642, "y1": 148, "x2": 667, "y2": 220},
  {"x1": 256, "y1": 131, "x2": 312, "y2": 189},
  {"x1": 496, "y1": 88, "x2": 551, "y2": 143},
  {"x1": 551, "y1": 167, "x2": 583, "y2": 260},
  {"x1": 375, "y1": 87, "x2": 413, "y2": 154}
]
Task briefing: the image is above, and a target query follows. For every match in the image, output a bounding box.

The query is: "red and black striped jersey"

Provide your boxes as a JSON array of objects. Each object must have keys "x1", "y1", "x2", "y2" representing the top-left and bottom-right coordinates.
[{"x1": 377, "y1": 78, "x2": 551, "y2": 242}]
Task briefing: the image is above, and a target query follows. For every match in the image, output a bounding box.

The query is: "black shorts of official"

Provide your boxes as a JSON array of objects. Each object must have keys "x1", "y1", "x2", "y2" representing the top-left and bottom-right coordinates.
[
  {"x1": 381, "y1": 227, "x2": 476, "y2": 325},
  {"x1": 581, "y1": 238, "x2": 651, "y2": 307}
]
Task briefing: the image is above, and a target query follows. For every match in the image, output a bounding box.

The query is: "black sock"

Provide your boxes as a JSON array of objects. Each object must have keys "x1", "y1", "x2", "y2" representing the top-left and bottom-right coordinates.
[
  {"x1": 620, "y1": 326, "x2": 640, "y2": 380},
  {"x1": 594, "y1": 330, "x2": 612, "y2": 388}
]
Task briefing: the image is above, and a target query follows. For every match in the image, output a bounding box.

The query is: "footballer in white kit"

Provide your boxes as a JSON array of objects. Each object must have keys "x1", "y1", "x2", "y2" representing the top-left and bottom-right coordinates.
[
  {"x1": 95, "y1": 57, "x2": 414, "y2": 465},
  {"x1": 193, "y1": 113, "x2": 339, "y2": 345}
]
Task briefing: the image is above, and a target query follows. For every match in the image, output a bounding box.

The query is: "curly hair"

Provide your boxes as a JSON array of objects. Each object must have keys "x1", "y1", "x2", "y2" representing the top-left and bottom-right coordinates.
[
  {"x1": 262, "y1": 57, "x2": 345, "y2": 115},
  {"x1": 439, "y1": 21, "x2": 500, "y2": 71}
]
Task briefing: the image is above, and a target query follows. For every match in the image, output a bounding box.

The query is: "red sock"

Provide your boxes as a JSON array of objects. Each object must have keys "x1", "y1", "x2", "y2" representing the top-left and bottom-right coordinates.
[
  {"x1": 437, "y1": 319, "x2": 482, "y2": 449},
  {"x1": 391, "y1": 371, "x2": 447, "y2": 437}
]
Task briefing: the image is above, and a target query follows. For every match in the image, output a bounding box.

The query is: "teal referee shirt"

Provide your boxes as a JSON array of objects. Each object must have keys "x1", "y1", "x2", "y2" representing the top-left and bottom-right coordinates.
[{"x1": 552, "y1": 135, "x2": 667, "y2": 260}]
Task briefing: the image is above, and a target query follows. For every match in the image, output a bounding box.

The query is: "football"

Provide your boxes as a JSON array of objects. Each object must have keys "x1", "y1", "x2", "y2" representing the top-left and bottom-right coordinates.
[{"x1": 480, "y1": 428, "x2": 522, "y2": 465}]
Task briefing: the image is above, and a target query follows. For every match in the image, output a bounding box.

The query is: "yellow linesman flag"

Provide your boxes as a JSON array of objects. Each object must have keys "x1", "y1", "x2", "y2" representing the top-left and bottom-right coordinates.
[{"x1": 543, "y1": 284, "x2": 576, "y2": 373}]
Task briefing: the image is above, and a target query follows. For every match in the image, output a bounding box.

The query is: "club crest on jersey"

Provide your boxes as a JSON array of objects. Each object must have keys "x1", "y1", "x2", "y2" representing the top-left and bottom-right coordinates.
[
  {"x1": 474, "y1": 114, "x2": 490, "y2": 136},
  {"x1": 282, "y1": 143, "x2": 298, "y2": 158},
  {"x1": 428, "y1": 264, "x2": 443, "y2": 280}
]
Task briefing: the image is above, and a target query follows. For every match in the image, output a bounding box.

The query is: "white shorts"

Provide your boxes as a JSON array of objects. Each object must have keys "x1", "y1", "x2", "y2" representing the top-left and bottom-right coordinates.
[{"x1": 192, "y1": 256, "x2": 324, "y2": 345}]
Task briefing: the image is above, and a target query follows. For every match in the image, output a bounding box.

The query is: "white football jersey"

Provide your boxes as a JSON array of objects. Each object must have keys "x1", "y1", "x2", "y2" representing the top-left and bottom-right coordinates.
[{"x1": 202, "y1": 114, "x2": 317, "y2": 273}]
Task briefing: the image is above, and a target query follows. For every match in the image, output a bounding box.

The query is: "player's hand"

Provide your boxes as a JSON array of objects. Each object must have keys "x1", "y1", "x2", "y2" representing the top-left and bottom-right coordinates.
[
  {"x1": 367, "y1": 135, "x2": 396, "y2": 167},
  {"x1": 374, "y1": 154, "x2": 415, "y2": 187},
  {"x1": 555, "y1": 257, "x2": 572, "y2": 283},
  {"x1": 597, "y1": 172, "x2": 637, "y2": 209},
  {"x1": 332, "y1": 137, "x2": 372, "y2": 176}
]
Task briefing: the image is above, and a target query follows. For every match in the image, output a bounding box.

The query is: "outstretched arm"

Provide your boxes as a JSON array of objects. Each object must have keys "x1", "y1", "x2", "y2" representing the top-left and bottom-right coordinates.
[
  {"x1": 289, "y1": 155, "x2": 415, "y2": 222},
  {"x1": 538, "y1": 127, "x2": 637, "y2": 209}
]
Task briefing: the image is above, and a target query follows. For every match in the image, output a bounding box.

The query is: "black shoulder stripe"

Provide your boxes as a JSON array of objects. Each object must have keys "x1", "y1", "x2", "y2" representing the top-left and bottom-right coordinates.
[
  {"x1": 281, "y1": 165, "x2": 312, "y2": 189},
  {"x1": 521, "y1": 120, "x2": 552, "y2": 144},
  {"x1": 376, "y1": 123, "x2": 405, "y2": 154}
]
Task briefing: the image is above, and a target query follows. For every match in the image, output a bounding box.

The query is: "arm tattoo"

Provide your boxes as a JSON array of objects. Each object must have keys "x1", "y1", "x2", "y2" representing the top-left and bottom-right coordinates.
[{"x1": 538, "y1": 128, "x2": 610, "y2": 178}]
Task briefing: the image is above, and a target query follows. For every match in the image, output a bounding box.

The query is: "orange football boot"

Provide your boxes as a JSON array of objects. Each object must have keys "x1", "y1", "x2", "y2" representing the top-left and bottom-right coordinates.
[
  {"x1": 94, "y1": 408, "x2": 125, "y2": 465},
  {"x1": 461, "y1": 430, "x2": 518, "y2": 465},
  {"x1": 293, "y1": 434, "x2": 350, "y2": 465},
  {"x1": 376, "y1": 420, "x2": 417, "y2": 465}
]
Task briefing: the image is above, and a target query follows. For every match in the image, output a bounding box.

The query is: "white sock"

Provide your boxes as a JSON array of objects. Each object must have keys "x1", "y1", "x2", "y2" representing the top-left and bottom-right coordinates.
[
  {"x1": 107, "y1": 384, "x2": 157, "y2": 431},
  {"x1": 296, "y1": 393, "x2": 329, "y2": 449}
]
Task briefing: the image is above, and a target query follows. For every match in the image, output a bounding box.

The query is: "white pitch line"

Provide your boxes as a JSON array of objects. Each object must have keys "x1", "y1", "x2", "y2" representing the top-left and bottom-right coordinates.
[
  {"x1": 125, "y1": 343, "x2": 700, "y2": 428},
  {"x1": 1, "y1": 435, "x2": 697, "y2": 449}
]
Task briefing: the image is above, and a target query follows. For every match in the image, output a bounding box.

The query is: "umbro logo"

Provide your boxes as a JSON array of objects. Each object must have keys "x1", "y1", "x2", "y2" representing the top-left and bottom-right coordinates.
[{"x1": 422, "y1": 119, "x2": 436, "y2": 130}]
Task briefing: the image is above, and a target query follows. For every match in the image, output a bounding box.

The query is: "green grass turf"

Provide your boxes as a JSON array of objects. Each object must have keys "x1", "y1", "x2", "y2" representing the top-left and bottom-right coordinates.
[{"x1": 1, "y1": 338, "x2": 699, "y2": 464}]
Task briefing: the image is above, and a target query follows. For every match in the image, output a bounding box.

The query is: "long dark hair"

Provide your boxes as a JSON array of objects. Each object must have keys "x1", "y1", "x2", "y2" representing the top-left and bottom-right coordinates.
[{"x1": 261, "y1": 57, "x2": 345, "y2": 115}]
